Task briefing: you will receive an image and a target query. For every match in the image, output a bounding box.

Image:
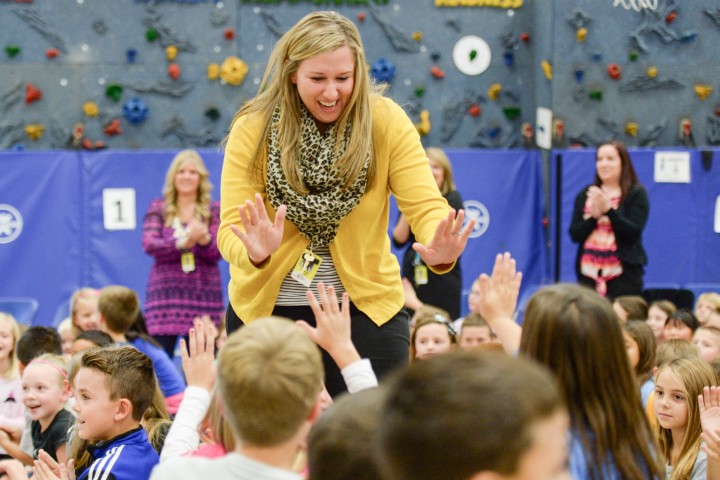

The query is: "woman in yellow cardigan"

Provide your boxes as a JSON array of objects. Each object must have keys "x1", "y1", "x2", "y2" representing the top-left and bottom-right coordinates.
[{"x1": 218, "y1": 11, "x2": 473, "y2": 396}]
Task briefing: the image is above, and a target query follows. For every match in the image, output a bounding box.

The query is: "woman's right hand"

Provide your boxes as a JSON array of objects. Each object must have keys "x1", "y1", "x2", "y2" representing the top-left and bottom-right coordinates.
[{"x1": 230, "y1": 193, "x2": 287, "y2": 265}]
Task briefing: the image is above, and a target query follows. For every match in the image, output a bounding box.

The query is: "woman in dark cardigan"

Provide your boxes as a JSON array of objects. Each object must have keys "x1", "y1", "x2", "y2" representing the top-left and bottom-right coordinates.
[{"x1": 570, "y1": 141, "x2": 649, "y2": 299}]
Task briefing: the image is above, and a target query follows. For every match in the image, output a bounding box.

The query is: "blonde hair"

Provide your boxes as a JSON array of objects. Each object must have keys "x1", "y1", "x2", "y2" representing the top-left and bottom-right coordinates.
[
  {"x1": 425, "y1": 147, "x2": 456, "y2": 195},
  {"x1": 697, "y1": 292, "x2": 720, "y2": 309},
  {"x1": 26, "y1": 353, "x2": 68, "y2": 386},
  {"x1": 0, "y1": 313, "x2": 21, "y2": 379},
  {"x1": 655, "y1": 357, "x2": 718, "y2": 479},
  {"x1": 143, "y1": 379, "x2": 172, "y2": 454},
  {"x1": 70, "y1": 287, "x2": 99, "y2": 335},
  {"x1": 198, "y1": 389, "x2": 236, "y2": 453},
  {"x1": 162, "y1": 149, "x2": 213, "y2": 227},
  {"x1": 217, "y1": 316, "x2": 323, "y2": 446},
  {"x1": 229, "y1": 11, "x2": 384, "y2": 193}
]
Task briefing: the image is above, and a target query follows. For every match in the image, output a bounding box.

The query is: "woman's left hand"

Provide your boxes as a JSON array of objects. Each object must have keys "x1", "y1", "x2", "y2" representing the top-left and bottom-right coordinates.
[{"x1": 412, "y1": 209, "x2": 475, "y2": 268}]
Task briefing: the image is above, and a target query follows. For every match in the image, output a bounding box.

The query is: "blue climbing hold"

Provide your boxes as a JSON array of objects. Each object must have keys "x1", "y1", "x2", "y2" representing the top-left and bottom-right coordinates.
[
  {"x1": 122, "y1": 97, "x2": 149, "y2": 124},
  {"x1": 370, "y1": 58, "x2": 396, "y2": 84}
]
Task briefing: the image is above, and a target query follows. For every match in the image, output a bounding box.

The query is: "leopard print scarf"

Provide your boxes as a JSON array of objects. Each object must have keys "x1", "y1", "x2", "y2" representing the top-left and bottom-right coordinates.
[{"x1": 266, "y1": 107, "x2": 369, "y2": 247}]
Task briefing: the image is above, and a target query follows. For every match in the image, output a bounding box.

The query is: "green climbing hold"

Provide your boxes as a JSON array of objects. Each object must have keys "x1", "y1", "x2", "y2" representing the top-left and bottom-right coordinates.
[
  {"x1": 146, "y1": 28, "x2": 159, "y2": 42},
  {"x1": 469, "y1": 49, "x2": 477, "y2": 61},
  {"x1": 105, "y1": 84, "x2": 123, "y2": 102},
  {"x1": 502, "y1": 106, "x2": 521, "y2": 121},
  {"x1": 5, "y1": 45, "x2": 20, "y2": 58},
  {"x1": 629, "y1": 50, "x2": 638, "y2": 61},
  {"x1": 414, "y1": 86, "x2": 425, "y2": 98},
  {"x1": 204, "y1": 107, "x2": 221, "y2": 121},
  {"x1": 589, "y1": 90, "x2": 603, "y2": 101}
]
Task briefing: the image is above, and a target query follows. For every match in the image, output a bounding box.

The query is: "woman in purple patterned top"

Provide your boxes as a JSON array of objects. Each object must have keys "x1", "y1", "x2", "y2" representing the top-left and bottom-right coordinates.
[{"x1": 142, "y1": 149, "x2": 224, "y2": 357}]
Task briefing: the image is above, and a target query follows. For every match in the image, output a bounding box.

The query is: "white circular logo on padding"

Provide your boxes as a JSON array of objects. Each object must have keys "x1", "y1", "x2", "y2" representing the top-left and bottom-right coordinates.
[
  {"x1": 453, "y1": 35, "x2": 492, "y2": 76},
  {"x1": 463, "y1": 200, "x2": 490, "y2": 238},
  {"x1": 0, "y1": 204, "x2": 23, "y2": 244}
]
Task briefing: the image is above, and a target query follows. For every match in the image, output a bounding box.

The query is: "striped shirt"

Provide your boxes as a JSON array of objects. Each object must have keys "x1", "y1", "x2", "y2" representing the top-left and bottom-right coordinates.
[{"x1": 276, "y1": 245, "x2": 346, "y2": 305}]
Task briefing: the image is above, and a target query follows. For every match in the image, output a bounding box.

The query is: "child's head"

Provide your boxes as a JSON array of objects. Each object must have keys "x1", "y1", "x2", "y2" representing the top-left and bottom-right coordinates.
[
  {"x1": 467, "y1": 279, "x2": 481, "y2": 314},
  {"x1": 695, "y1": 292, "x2": 720, "y2": 325},
  {"x1": 16, "y1": 326, "x2": 62, "y2": 372},
  {"x1": 622, "y1": 320, "x2": 656, "y2": 383},
  {"x1": 308, "y1": 387, "x2": 385, "y2": 480},
  {"x1": 654, "y1": 357, "x2": 718, "y2": 478},
  {"x1": 458, "y1": 313, "x2": 495, "y2": 350},
  {"x1": 410, "y1": 313, "x2": 457, "y2": 361},
  {"x1": 70, "y1": 288, "x2": 100, "y2": 332},
  {"x1": 654, "y1": 339, "x2": 700, "y2": 370},
  {"x1": 692, "y1": 326, "x2": 720, "y2": 363},
  {"x1": 612, "y1": 295, "x2": 648, "y2": 322},
  {"x1": 71, "y1": 330, "x2": 114, "y2": 355},
  {"x1": 57, "y1": 318, "x2": 75, "y2": 357},
  {"x1": 647, "y1": 300, "x2": 676, "y2": 343},
  {"x1": 409, "y1": 305, "x2": 450, "y2": 332},
  {"x1": 707, "y1": 308, "x2": 720, "y2": 330},
  {"x1": 0, "y1": 312, "x2": 22, "y2": 379},
  {"x1": 198, "y1": 390, "x2": 236, "y2": 454},
  {"x1": 664, "y1": 310, "x2": 700, "y2": 341},
  {"x1": 97, "y1": 285, "x2": 140, "y2": 335},
  {"x1": 22, "y1": 354, "x2": 70, "y2": 429},
  {"x1": 73, "y1": 346, "x2": 155, "y2": 442},
  {"x1": 217, "y1": 316, "x2": 323, "y2": 447},
  {"x1": 377, "y1": 352, "x2": 568, "y2": 480}
]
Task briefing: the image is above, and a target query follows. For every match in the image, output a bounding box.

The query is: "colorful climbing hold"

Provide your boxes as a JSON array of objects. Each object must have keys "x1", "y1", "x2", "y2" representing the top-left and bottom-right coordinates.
[
  {"x1": 105, "y1": 84, "x2": 123, "y2": 102},
  {"x1": 5, "y1": 45, "x2": 20, "y2": 58},
  {"x1": 168, "y1": 63, "x2": 181, "y2": 80},
  {"x1": 45, "y1": 48, "x2": 59, "y2": 59},
  {"x1": 576, "y1": 27, "x2": 588, "y2": 43},
  {"x1": 625, "y1": 122, "x2": 639, "y2": 137},
  {"x1": 414, "y1": 110, "x2": 431, "y2": 136},
  {"x1": 224, "y1": 28, "x2": 235, "y2": 40},
  {"x1": 502, "y1": 106, "x2": 521, "y2": 121},
  {"x1": 541, "y1": 60, "x2": 553, "y2": 80},
  {"x1": 488, "y1": 83, "x2": 502, "y2": 101},
  {"x1": 715, "y1": 106, "x2": 720, "y2": 118},
  {"x1": 430, "y1": 65, "x2": 445, "y2": 79},
  {"x1": 24, "y1": 124, "x2": 45, "y2": 141},
  {"x1": 607, "y1": 63, "x2": 621, "y2": 80},
  {"x1": 123, "y1": 97, "x2": 149, "y2": 124},
  {"x1": 414, "y1": 86, "x2": 425, "y2": 98},
  {"x1": 371, "y1": 58, "x2": 396, "y2": 83},
  {"x1": 205, "y1": 107, "x2": 221, "y2": 121},
  {"x1": 666, "y1": 11, "x2": 677, "y2": 24},
  {"x1": 503, "y1": 51, "x2": 514, "y2": 66},
  {"x1": 25, "y1": 83, "x2": 42, "y2": 104},
  {"x1": 146, "y1": 28, "x2": 159, "y2": 42},
  {"x1": 127, "y1": 48, "x2": 138, "y2": 64},
  {"x1": 220, "y1": 56, "x2": 248, "y2": 86},
  {"x1": 412, "y1": 31, "x2": 423, "y2": 42},
  {"x1": 629, "y1": 50, "x2": 639, "y2": 62},
  {"x1": 357, "y1": 12, "x2": 366, "y2": 23},
  {"x1": 588, "y1": 90, "x2": 603, "y2": 101},
  {"x1": 520, "y1": 32, "x2": 530, "y2": 43},
  {"x1": 468, "y1": 104, "x2": 481, "y2": 117},
  {"x1": 694, "y1": 84, "x2": 713, "y2": 100},
  {"x1": 103, "y1": 118, "x2": 123, "y2": 136},
  {"x1": 646, "y1": 66, "x2": 658, "y2": 78},
  {"x1": 574, "y1": 68, "x2": 585, "y2": 83},
  {"x1": 166, "y1": 45, "x2": 178, "y2": 61},
  {"x1": 82, "y1": 101, "x2": 99, "y2": 117},
  {"x1": 207, "y1": 63, "x2": 220, "y2": 80}
]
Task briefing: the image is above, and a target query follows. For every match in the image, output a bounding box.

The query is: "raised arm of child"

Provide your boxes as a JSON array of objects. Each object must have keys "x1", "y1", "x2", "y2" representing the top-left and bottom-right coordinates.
[
  {"x1": 477, "y1": 252, "x2": 523, "y2": 355},
  {"x1": 298, "y1": 283, "x2": 378, "y2": 393},
  {"x1": 159, "y1": 319, "x2": 217, "y2": 462},
  {"x1": 700, "y1": 385, "x2": 720, "y2": 479}
]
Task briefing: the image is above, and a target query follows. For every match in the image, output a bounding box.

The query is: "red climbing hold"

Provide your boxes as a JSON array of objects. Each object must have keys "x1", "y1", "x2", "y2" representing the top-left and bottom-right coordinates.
[
  {"x1": 103, "y1": 118, "x2": 123, "y2": 136},
  {"x1": 46, "y1": 48, "x2": 59, "y2": 59},
  {"x1": 430, "y1": 66, "x2": 445, "y2": 79},
  {"x1": 25, "y1": 83, "x2": 42, "y2": 104},
  {"x1": 168, "y1": 63, "x2": 181, "y2": 80}
]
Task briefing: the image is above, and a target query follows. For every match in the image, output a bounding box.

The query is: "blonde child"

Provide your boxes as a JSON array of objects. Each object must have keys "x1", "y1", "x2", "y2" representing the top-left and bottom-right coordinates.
[
  {"x1": 654, "y1": 356, "x2": 718, "y2": 479},
  {"x1": 693, "y1": 326, "x2": 720, "y2": 363},
  {"x1": 457, "y1": 313, "x2": 496, "y2": 350},
  {"x1": 21, "y1": 354, "x2": 72, "y2": 463},
  {"x1": 410, "y1": 314, "x2": 457, "y2": 361},
  {"x1": 0, "y1": 313, "x2": 25, "y2": 461},
  {"x1": 647, "y1": 300, "x2": 676, "y2": 345},
  {"x1": 57, "y1": 318, "x2": 75, "y2": 359},
  {"x1": 696, "y1": 292, "x2": 720, "y2": 326},
  {"x1": 69, "y1": 288, "x2": 100, "y2": 334},
  {"x1": 623, "y1": 320, "x2": 657, "y2": 408}
]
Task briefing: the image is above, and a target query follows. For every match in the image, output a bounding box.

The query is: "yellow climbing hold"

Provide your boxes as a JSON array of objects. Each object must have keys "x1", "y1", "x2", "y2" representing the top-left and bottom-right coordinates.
[
  {"x1": 166, "y1": 45, "x2": 178, "y2": 61},
  {"x1": 25, "y1": 124, "x2": 45, "y2": 140},
  {"x1": 646, "y1": 66, "x2": 658, "y2": 78},
  {"x1": 625, "y1": 122, "x2": 639, "y2": 138},
  {"x1": 541, "y1": 60, "x2": 553, "y2": 80},
  {"x1": 82, "y1": 101, "x2": 99, "y2": 117},
  {"x1": 220, "y1": 56, "x2": 248, "y2": 86},
  {"x1": 207, "y1": 63, "x2": 220, "y2": 80},
  {"x1": 412, "y1": 31, "x2": 423, "y2": 42},
  {"x1": 694, "y1": 84, "x2": 713, "y2": 100},
  {"x1": 576, "y1": 27, "x2": 588, "y2": 43},
  {"x1": 414, "y1": 110, "x2": 431, "y2": 136},
  {"x1": 488, "y1": 83, "x2": 502, "y2": 101}
]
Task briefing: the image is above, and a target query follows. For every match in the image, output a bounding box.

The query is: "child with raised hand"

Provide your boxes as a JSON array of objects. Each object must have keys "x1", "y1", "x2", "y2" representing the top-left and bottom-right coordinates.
[
  {"x1": 0, "y1": 313, "x2": 25, "y2": 461},
  {"x1": 647, "y1": 300, "x2": 676, "y2": 345},
  {"x1": 69, "y1": 289, "x2": 100, "y2": 334},
  {"x1": 654, "y1": 357, "x2": 718, "y2": 479},
  {"x1": 22, "y1": 354, "x2": 72, "y2": 464}
]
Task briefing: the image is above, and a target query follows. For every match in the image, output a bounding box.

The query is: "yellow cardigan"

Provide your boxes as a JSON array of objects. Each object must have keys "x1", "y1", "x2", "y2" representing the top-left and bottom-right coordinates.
[{"x1": 218, "y1": 96, "x2": 453, "y2": 326}]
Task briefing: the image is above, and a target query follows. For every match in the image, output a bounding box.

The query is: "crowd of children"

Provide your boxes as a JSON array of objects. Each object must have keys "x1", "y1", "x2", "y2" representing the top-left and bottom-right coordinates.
[{"x1": 0, "y1": 268, "x2": 717, "y2": 479}]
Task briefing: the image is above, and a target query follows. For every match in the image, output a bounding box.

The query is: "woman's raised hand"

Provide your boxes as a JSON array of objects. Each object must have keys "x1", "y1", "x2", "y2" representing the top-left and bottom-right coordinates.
[
  {"x1": 412, "y1": 209, "x2": 475, "y2": 268},
  {"x1": 230, "y1": 193, "x2": 287, "y2": 265}
]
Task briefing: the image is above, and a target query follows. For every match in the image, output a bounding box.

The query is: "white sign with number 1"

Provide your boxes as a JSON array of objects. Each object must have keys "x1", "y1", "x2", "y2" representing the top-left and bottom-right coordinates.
[{"x1": 103, "y1": 188, "x2": 136, "y2": 230}]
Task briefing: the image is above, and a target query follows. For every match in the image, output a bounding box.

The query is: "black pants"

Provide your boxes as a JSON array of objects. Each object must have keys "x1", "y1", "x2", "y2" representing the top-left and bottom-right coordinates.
[
  {"x1": 577, "y1": 263, "x2": 644, "y2": 300},
  {"x1": 226, "y1": 302, "x2": 410, "y2": 397}
]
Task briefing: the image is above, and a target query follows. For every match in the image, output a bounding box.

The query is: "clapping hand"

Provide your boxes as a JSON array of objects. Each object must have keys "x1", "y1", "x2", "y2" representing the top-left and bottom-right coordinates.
[
  {"x1": 230, "y1": 193, "x2": 287, "y2": 265},
  {"x1": 587, "y1": 186, "x2": 611, "y2": 219},
  {"x1": 412, "y1": 209, "x2": 475, "y2": 268}
]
